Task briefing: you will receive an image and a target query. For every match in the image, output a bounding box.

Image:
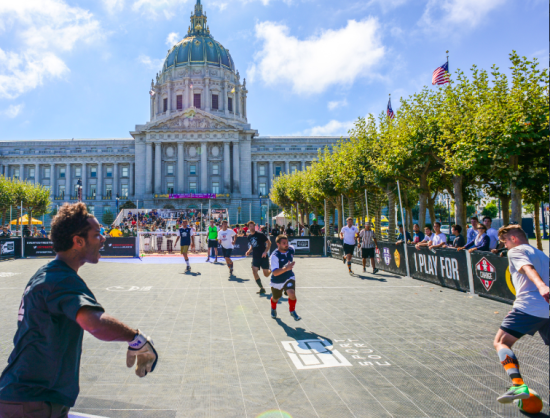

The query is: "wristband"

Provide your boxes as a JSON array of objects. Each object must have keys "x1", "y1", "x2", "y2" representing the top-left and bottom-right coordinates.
[{"x1": 128, "y1": 330, "x2": 147, "y2": 350}]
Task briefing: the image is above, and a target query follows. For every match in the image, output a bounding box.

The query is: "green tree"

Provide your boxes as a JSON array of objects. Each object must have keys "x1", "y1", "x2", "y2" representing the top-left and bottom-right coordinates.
[
  {"x1": 23, "y1": 182, "x2": 52, "y2": 228},
  {"x1": 120, "y1": 200, "x2": 137, "y2": 209},
  {"x1": 481, "y1": 202, "x2": 498, "y2": 219},
  {"x1": 0, "y1": 176, "x2": 16, "y2": 226},
  {"x1": 102, "y1": 210, "x2": 114, "y2": 226}
]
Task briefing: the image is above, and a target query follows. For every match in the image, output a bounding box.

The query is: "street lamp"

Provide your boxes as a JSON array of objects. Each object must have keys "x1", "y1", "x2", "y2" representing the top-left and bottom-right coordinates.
[
  {"x1": 116, "y1": 193, "x2": 120, "y2": 213},
  {"x1": 77, "y1": 179, "x2": 83, "y2": 202},
  {"x1": 259, "y1": 194, "x2": 262, "y2": 224}
]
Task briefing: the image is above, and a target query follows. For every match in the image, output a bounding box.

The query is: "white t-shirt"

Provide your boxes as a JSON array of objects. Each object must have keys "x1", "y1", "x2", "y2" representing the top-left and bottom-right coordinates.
[
  {"x1": 429, "y1": 232, "x2": 447, "y2": 246},
  {"x1": 341, "y1": 226, "x2": 359, "y2": 245},
  {"x1": 217, "y1": 229, "x2": 236, "y2": 249},
  {"x1": 507, "y1": 244, "x2": 549, "y2": 318},
  {"x1": 486, "y1": 227, "x2": 499, "y2": 250},
  {"x1": 422, "y1": 233, "x2": 433, "y2": 243}
]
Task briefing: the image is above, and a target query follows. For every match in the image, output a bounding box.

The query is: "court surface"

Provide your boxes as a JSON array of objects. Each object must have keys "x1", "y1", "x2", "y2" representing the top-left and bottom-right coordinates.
[{"x1": 0, "y1": 257, "x2": 548, "y2": 418}]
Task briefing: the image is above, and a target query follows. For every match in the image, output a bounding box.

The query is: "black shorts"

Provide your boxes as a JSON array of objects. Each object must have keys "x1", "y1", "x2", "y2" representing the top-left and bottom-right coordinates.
[
  {"x1": 362, "y1": 248, "x2": 375, "y2": 259},
  {"x1": 343, "y1": 243, "x2": 356, "y2": 255},
  {"x1": 222, "y1": 248, "x2": 233, "y2": 258},
  {"x1": 272, "y1": 279, "x2": 296, "y2": 299},
  {"x1": 252, "y1": 257, "x2": 270, "y2": 270},
  {"x1": 208, "y1": 239, "x2": 219, "y2": 248},
  {"x1": 500, "y1": 308, "x2": 550, "y2": 345}
]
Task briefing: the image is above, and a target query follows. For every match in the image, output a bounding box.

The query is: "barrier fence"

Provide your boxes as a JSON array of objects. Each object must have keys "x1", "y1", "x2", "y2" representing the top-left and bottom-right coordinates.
[{"x1": 0, "y1": 237, "x2": 21, "y2": 261}]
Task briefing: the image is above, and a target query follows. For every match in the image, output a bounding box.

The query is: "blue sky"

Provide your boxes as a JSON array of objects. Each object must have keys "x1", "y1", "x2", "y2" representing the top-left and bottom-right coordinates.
[{"x1": 0, "y1": 0, "x2": 547, "y2": 140}]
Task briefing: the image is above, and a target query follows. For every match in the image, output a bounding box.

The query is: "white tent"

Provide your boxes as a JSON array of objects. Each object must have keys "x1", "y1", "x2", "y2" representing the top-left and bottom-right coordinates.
[{"x1": 273, "y1": 211, "x2": 291, "y2": 226}]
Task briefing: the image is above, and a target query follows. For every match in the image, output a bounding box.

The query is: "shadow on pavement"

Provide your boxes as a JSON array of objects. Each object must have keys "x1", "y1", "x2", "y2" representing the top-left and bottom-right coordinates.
[
  {"x1": 354, "y1": 274, "x2": 387, "y2": 282},
  {"x1": 275, "y1": 319, "x2": 332, "y2": 346},
  {"x1": 228, "y1": 275, "x2": 249, "y2": 283}
]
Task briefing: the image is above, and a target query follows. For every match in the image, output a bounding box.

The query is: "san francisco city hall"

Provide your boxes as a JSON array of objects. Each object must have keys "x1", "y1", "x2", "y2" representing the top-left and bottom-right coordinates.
[{"x1": 0, "y1": 0, "x2": 340, "y2": 223}]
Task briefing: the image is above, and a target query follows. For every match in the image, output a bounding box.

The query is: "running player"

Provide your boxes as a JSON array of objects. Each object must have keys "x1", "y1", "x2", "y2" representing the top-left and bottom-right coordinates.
[
  {"x1": 206, "y1": 220, "x2": 219, "y2": 262},
  {"x1": 492, "y1": 225, "x2": 549, "y2": 404},
  {"x1": 340, "y1": 217, "x2": 359, "y2": 274},
  {"x1": 218, "y1": 220, "x2": 237, "y2": 276},
  {"x1": 245, "y1": 220, "x2": 271, "y2": 294},
  {"x1": 269, "y1": 235, "x2": 300, "y2": 321},
  {"x1": 0, "y1": 203, "x2": 158, "y2": 417},
  {"x1": 175, "y1": 219, "x2": 194, "y2": 272},
  {"x1": 359, "y1": 222, "x2": 378, "y2": 274}
]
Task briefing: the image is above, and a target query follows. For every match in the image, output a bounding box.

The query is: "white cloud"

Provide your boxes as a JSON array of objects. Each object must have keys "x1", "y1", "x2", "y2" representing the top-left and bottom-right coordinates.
[
  {"x1": 131, "y1": 0, "x2": 190, "y2": 19},
  {"x1": 327, "y1": 99, "x2": 348, "y2": 110},
  {"x1": 138, "y1": 54, "x2": 164, "y2": 70},
  {"x1": 166, "y1": 32, "x2": 181, "y2": 46},
  {"x1": 103, "y1": 0, "x2": 125, "y2": 14},
  {"x1": 420, "y1": 0, "x2": 506, "y2": 29},
  {"x1": 248, "y1": 18, "x2": 385, "y2": 95},
  {"x1": 0, "y1": 0, "x2": 103, "y2": 99},
  {"x1": 297, "y1": 119, "x2": 355, "y2": 136},
  {"x1": 2, "y1": 104, "x2": 24, "y2": 118}
]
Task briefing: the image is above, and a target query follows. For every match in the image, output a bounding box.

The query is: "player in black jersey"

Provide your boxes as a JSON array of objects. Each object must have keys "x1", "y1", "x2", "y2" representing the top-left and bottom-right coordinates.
[
  {"x1": 245, "y1": 221, "x2": 271, "y2": 294},
  {"x1": 174, "y1": 219, "x2": 194, "y2": 272}
]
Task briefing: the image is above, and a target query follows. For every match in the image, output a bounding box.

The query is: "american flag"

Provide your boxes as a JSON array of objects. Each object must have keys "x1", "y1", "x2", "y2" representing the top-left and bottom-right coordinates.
[
  {"x1": 149, "y1": 89, "x2": 155, "y2": 96},
  {"x1": 432, "y1": 61, "x2": 450, "y2": 85},
  {"x1": 387, "y1": 97, "x2": 394, "y2": 119}
]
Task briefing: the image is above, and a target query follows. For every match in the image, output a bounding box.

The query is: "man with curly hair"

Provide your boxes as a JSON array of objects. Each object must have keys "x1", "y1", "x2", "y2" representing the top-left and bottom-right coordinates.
[{"x1": 0, "y1": 203, "x2": 159, "y2": 418}]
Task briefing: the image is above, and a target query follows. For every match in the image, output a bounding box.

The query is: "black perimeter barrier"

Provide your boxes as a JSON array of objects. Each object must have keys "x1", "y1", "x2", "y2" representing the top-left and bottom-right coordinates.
[
  {"x1": 25, "y1": 238, "x2": 55, "y2": 257},
  {"x1": 407, "y1": 245, "x2": 470, "y2": 291},
  {"x1": 0, "y1": 237, "x2": 22, "y2": 260},
  {"x1": 215, "y1": 236, "x2": 249, "y2": 257},
  {"x1": 470, "y1": 251, "x2": 515, "y2": 304},
  {"x1": 269, "y1": 236, "x2": 325, "y2": 256},
  {"x1": 100, "y1": 238, "x2": 136, "y2": 257}
]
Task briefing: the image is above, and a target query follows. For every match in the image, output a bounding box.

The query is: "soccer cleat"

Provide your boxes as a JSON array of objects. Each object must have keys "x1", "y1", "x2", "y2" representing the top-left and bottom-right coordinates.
[
  {"x1": 271, "y1": 308, "x2": 277, "y2": 319},
  {"x1": 185, "y1": 266, "x2": 191, "y2": 272},
  {"x1": 373, "y1": 268, "x2": 379, "y2": 274},
  {"x1": 342, "y1": 257, "x2": 346, "y2": 264},
  {"x1": 229, "y1": 267, "x2": 233, "y2": 275},
  {"x1": 497, "y1": 384, "x2": 530, "y2": 404},
  {"x1": 290, "y1": 311, "x2": 301, "y2": 321},
  {"x1": 257, "y1": 288, "x2": 266, "y2": 295},
  {"x1": 215, "y1": 258, "x2": 218, "y2": 263},
  {"x1": 363, "y1": 268, "x2": 366, "y2": 273},
  {"x1": 205, "y1": 258, "x2": 210, "y2": 262}
]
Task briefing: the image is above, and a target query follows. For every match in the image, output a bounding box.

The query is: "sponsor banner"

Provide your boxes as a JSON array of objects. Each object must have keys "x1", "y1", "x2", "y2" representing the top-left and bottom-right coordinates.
[
  {"x1": 470, "y1": 252, "x2": 514, "y2": 303},
  {"x1": 269, "y1": 236, "x2": 325, "y2": 256},
  {"x1": 1, "y1": 237, "x2": 22, "y2": 260},
  {"x1": 100, "y1": 238, "x2": 136, "y2": 257},
  {"x1": 24, "y1": 238, "x2": 55, "y2": 257},
  {"x1": 407, "y1": 246, "x2": 470, "y2": 291},
  {"x1": 215, "y1": 236, "x2": 248, "y2": 257}
]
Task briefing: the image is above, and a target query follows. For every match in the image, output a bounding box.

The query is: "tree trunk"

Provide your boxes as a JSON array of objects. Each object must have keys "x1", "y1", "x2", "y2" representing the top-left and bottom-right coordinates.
[
  {"x1": 510, "y1": 156, "x2": 522, "y2": 224},
  {"x1": 418, "y1": 194, "x2": 427, "y2": 229},
  {"x1": 427, "y1": 192, "x2": 437, "y2": 226},
  {"x1": 386, "y1": 186, "x2": 396, "y2": 241},
  {"x1": 500, "y1": 195, "x2": 511, "y2": 225},
  {"x1": 375, "y1": 206, "x2": 382, "y2": 241},
  {"x1": 324, "y1": 202, "x2": 330, "y2": 237},
  {"x1": 1, "y1": 209, "x2": 5, "y2": 227},
  {"x1": 534, "y1": 202, "x2": 543, "y2": 251},
  {"x1": 348, "y1": 197, "x2": 354, "y2": 222},
  {"x1": 406, "y1": 207, "x2": 414, "y2": 233},
  {"x1": 453, "y1": 174, "x2": 467, "y2": 239},
  {"x1": 361, "y1": 200, "x2": 366, "y2": 227}
]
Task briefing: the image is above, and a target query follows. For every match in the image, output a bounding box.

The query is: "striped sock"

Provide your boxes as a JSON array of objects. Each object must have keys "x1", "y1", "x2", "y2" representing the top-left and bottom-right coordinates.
[
  {"x1": 498, "y1": 348, "x2": 524, "y2": 386},
  {"x1": 347, "y1": 262, "x2": 352, "y2": 271}
]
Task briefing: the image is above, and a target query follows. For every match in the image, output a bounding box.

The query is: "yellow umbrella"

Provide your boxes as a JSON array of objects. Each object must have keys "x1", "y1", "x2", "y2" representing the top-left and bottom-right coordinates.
[{"x1": 10, "y1": 215, "x2": 42, "y2": 225}]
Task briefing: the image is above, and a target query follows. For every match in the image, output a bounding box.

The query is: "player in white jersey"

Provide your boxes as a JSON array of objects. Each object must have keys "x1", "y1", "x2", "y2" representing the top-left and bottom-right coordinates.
[
  {"x1": 218, "y1": 220, "x2": 237, "y2": 276},
  {"x1": 340, "y1": 217, "x2": 359, "y2": 275}
]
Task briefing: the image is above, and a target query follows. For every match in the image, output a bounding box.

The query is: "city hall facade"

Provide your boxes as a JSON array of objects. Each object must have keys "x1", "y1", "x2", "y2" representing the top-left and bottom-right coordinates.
[{"x1": 0, "y1": 1, "x2": 340, "y2": 223}]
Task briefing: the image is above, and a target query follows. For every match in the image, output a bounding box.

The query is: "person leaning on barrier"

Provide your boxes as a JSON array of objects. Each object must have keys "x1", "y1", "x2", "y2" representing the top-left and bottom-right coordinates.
[
  {"x1": 309, "y1": 219, "x2": 321, "y2": 236},
  {"x1": 395, "y1": 225, "x2": 412, "y2": 245},
  {"x1": 412, "y1": 224, "x2": 425, "y2": 244},
  {"x1": 415, "y1": 225, "x2": 433, "y2": 250},
  {"x1": 483, "y1": 216, "x2": 499, "y2": 250},
  {"x1": 445, "y1": 225, "x2": 465, "y2": 248},
  {"x1": 466, "y1": 216, "x2": 480, "y2": 246},
  {"x1": 458, "y1": 223, "x2": 490, "y2": 253},
  {"x1": 428, "y1": 222, "x2": 447, "y2": 250}
]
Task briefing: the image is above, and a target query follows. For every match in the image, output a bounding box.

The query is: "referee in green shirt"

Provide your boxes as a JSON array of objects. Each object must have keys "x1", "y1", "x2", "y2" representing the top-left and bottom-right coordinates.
[{"x1": 206, "y1": 219, "x2": 219, "y2": 262}]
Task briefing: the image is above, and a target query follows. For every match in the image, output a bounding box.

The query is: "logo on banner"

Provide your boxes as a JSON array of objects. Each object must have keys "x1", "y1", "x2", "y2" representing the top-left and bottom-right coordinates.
[
  {"x1": 1, "y1": 241, "x2": 15, "y2": 255},
  {"x1": 290, "y1": 239, "x2": 309, "y2": 250},
  {"x1": 394, "y1": 249, "x2": 401, "y2": 268},
  {"x1": 476, "y1": 257, "x2": 497, "y2": 291},
  {"x1": 282, "y1": 339, "x2": 351, "y2": 370},
  {"x1": 383, "y1": 248, "x2": 391, "y2": 266},
  {"x1": 375, "y1": 247, "x2": 381, "y2": 263}
]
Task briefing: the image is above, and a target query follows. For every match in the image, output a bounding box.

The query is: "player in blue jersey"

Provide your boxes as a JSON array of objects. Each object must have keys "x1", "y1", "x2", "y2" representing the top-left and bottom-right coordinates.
[
  {"x1": 269, "y1": 234, "x2": 301, "y2": 321},
  {"x1": 175, "y1": 219, "x2": 195, "y2": 272}
]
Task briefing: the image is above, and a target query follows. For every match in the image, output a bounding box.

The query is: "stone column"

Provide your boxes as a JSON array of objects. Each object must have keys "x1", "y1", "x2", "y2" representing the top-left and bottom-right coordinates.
[
  {"x1": 223, "y1": 141, "x2": 231, "y2": 193},
  {"x1": 301, "y1": 160, "x2": 306, "y2": 171},
  {"x1": 232, "y1": 141, "x2": 240, "y2": 193},
  {"x1": 268, "y1": 160, "x2": 273, "y2": 192},
  {"x1": 96, "y1": 162, "x2": 102, "y2": 200},
  {"x1": 113, "y1": 162, "x2": 119, "y2": 198},
  {"x1": 51, "y1": 164, "x2": 56, "y2": 197},
  {"x1": 224, "y1": 82, "x2": 229, "y2": 116},
  {"x1": 130, "y1": 163, "x2": 135, "y2": 196},
  {"x1": 20, "y1": 163, "x2": 24, "y2": 181},
  {"x1": 168, "y1": 82, "x2": 173, "y2": 115},
  {"x1": 201, "y1": 142, "x2": 208, "y2": 192},
  {"x1": 243, "y1": 93, "x2": 247, "y2": 119},
  {"x1": 240, "y1": 136, "x2": 252, "y2": 196},
  {"x1": 177, "y1": 142, "x2": 184, "y2": 193},
  {"x1": 184, "y1": 79, "x2": 189, "y2": 108},
  {"x1": 285, "y1": 160, "x2": 290, "y2": 174},
  {"x1": 82, "y1": 163, "x2": 87, "y2": 200},
  {"x1": 150, "y1": 95, "x2": 154, "y2": 121},
  {"x1": 204, "y1": 78, "x2": 210, "y2": 111},
  {"x1": 35, "y1": 163, "x2": 40, "y2": 185},
  {"x1": 252, "y1": 161, "x2": 258, "y2": 195},
  {"x1": 154, "y1": 142, "x2": 162, "y2": 194},
  {"x1": 146, "y1": 142, "x2": 153, "y2": 194},
  {"x1": 66, "y1": 163, "x2": 71, "y2": 199},
  {"x1": 236, "y1": 88, "x2": 241, "y2": 117}
]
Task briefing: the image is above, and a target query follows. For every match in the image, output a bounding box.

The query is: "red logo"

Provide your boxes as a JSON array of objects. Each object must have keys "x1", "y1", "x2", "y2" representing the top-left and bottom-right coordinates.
[{"x1": 476, "y1": 257, "x2": 497, "y2": 291}]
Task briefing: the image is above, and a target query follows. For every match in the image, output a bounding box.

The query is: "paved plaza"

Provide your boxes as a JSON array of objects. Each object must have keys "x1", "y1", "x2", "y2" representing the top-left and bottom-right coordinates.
[{"x1": 0, "y1": 256, "x2": 548, "y2": 418}]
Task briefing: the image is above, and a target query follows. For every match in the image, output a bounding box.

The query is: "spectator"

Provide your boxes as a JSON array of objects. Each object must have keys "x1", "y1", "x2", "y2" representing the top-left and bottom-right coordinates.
[
  {"x1": 396, "y1": 225, "x2": 412, "y2": 245},
  {"x1": 32, "y1": 226, "x2": 41, "y2": 238},
  {"x1": 233, "y1": 224, "x2": 240, "y2": 234},
  {"x1": 415, "y1": 225, "x2": 434, "y2": 249},
  {"x1": 99, "y1": 224, "x2": 105, "y2": 235},
  {"x1": 483, "y1": 216, "x2": 499, "y2": 250},
  {"x1": 459, "y1": 224, "x2": 490, "y2": 252},
  {"x1": 447, "y1": 225, "x2": 465, "y2": 248},
  {"x1": 412, "y1": 224, "x2": 425, "y2": 243},
  {"x1": 285, "y1": 222, "x2": 294, "y2": 236},
  {"x1": 271, "y1": 225, "x2": 280, "y2": 237},
  {"x1": 309, "y1": 219, "x2": 321, "y2": 236},
  {"x1": 1, "y1": 226, "x2": 11, "y2": 238},
  {"x1": 467, "y1": 216, "x2": 480, "y2": 246},
  {"x1": 109, "y1": 225, "x2": 123, "y2": 237},
  {"x1": 428, "y1": 222, "x2": 447, "y2": 250},
  {"x1": 39, "y1": 225, "x2": 47, "y2": 238}
]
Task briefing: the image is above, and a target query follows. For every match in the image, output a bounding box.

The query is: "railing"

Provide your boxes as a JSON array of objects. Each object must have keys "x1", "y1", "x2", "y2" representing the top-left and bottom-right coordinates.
[{"x1": 86, "y1": 195, "x2": 96, "y2": 200}]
